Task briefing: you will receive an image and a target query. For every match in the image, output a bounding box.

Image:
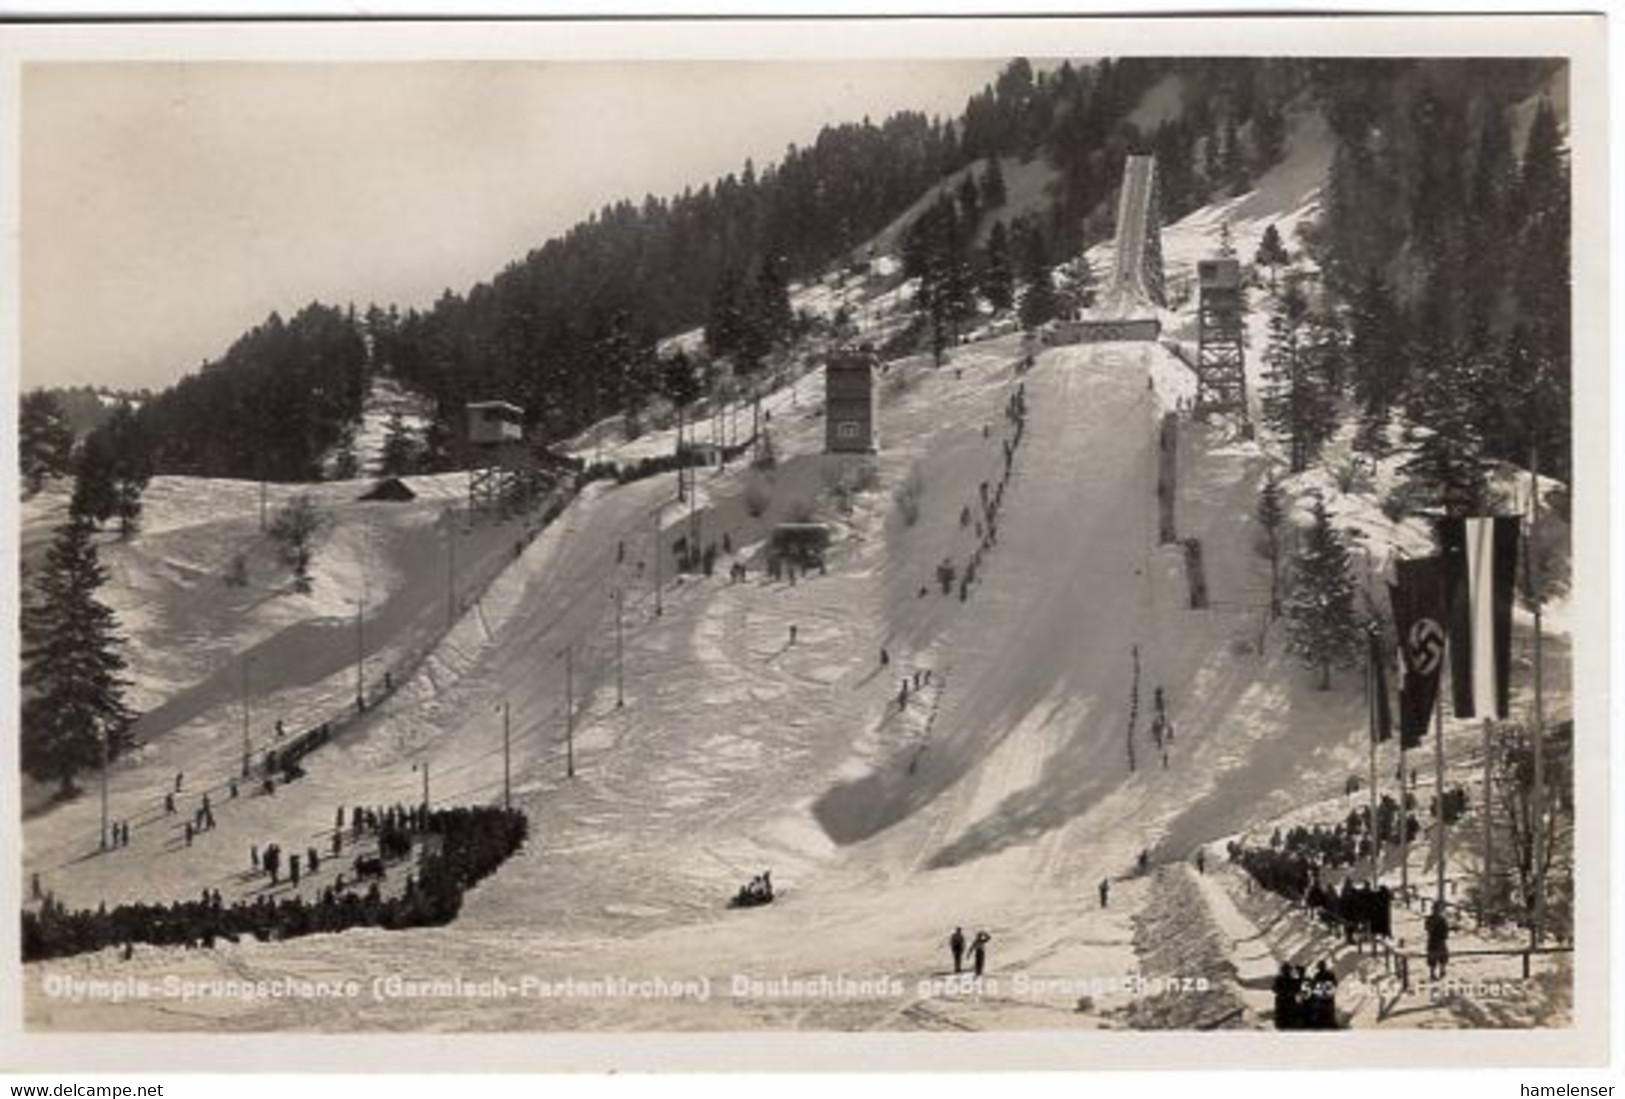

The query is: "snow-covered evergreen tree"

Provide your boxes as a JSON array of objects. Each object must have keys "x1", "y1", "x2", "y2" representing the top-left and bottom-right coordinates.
[
  {"x1": 1254, "y1": 223, "x2": 1289, "y2": 294},
  {"x1": 380, "y1": 411, "x2": 419, "y2": 476},
  {"x1": 1285, "y1": 495, "x2": 1363, "y2": 689},
  {"x1": 1255, "y1": 476, "x2": 1287, "y2": 619},
  {"x1": 19, "y1": 390, "x2": 75, "y2": 495},
  {"x1": 1261, "y1": 282, "x2": 1337, "y2": 473},
  {"x1": 980, "y1": 221, "x2": 1015, "y2": 313},
  {"x1": 21, "y1": 516, "x2": 134, "y2": 793},
  {"x1": 1401, "y1": 339, "x2": 1488, "y2": 515}
]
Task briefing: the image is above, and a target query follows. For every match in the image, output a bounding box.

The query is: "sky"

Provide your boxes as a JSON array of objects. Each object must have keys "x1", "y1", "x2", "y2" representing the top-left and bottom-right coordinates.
[{"x1": 21, "y1": 60, "x2": 1008, "y2": 392}]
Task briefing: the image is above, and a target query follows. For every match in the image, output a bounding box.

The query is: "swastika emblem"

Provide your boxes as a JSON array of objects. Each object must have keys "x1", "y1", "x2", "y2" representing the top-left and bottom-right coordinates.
[{"x1": 1406, "y1": 619, "x2": 1445, "y2": 676}]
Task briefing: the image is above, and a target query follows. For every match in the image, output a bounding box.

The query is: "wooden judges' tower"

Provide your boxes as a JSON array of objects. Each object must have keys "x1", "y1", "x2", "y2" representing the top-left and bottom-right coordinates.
[
  {"x1": 825, "y1": 347, "x2": 879, "y2": 454},
  {"x1": 1194, "y1": 258, "x2": 1248, "y2": 419},
  {"x1": 465, "y1": 400, "x2": 527, "y2": 513}
]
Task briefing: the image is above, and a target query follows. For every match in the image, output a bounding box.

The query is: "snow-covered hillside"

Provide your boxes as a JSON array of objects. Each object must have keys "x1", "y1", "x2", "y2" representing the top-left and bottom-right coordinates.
[{"x1": 21, "y1": 97, "x2": 1571, "y2": 1035}]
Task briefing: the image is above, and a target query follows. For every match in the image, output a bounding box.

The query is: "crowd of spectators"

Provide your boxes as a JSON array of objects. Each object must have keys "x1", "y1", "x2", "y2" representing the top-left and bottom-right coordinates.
[{"x1": 22, "y1": 806, "x2": 527, "y2": 962}]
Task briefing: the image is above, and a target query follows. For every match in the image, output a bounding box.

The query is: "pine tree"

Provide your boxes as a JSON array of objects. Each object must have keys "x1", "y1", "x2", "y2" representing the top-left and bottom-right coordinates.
[
  {"x1": 1464, "y1": 100, "x2": 1515, "y2": 332},
  {"x1": 1285, "y1": 495, "x2": 1363, "y2": 690},
  {"x1": 1018, "y1": 253, "x2": 1060, "y2": 330},
  {"x1": 70, "y1": 430, "x2": 119, "y2": 529},
  {"x1": 1401, "y1": 339, "x2": 1487, "y2": 515},
  {"x1": 71, "y1": 405, "x2": 151, "y2": 537},
  {"x1": 268, "y1": 493, "x2": 324, "y2": 593},
  {"x1": 980, "y1": 221, "x2": 1016, "y2": 313},
  {"x1": 956, "y1": 171, "x2": 982, "y2": 229},
  {"x1": 102, "y1": 405, "x2": 152, "y2": 538},
  {"x1": 1253, "y1": 103, "x2": 1287, "y2": 170},
  {"x1": 380, "y1": 411, "x2": 418, "y2": 476},
  {"x1": 1254, "y1": 223, "x2": 1289, "y2": 294},
  {"x1": 1255, "y1": 475, "x2": 1287, "y2": 619},
  {"x1": 21, "y1": 516, "x2": 134, "y2": 793},
  {"x1": 1347, "y1": 268, "x2": 1404, "y2": 419},
  {"x1": 981, "y1": 157, "x2": 1008, "y2": 208},
  {"x1": 1513, "y1": 98, "x2": 1571, "y2": 484},
  {"x1": 1261, "y1": 282, "x2": 1336, "y2": 473},
  {"x1": 19, "y1": 390, "x2": 75, "y2": 495},
  {"x1": 1223, "y1": 115, "x2": 1250, "y2": 191},
  {"x1": 331, "y1": 431, "x2": 361, "y2": 480}
]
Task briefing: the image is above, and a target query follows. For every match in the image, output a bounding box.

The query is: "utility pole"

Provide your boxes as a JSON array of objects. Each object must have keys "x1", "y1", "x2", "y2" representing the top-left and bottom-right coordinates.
[
  {"x1": 241, "y1": 653, "x2": 252, "y2": 778},
  {"x1": 446, "y1": 507, "x2": 459, "y2": 629},
  {"x1": 357, "y1": 539, "x2": 371, "y2": 713},
  {"x1": 653, "y1": 505, "x2": 664, "y2": 617},
  {"x1": 355, "y1": 598, "x2": 366, "y2": 713},
  {"x1": 614, "y1": 586, "x2": 625, "y2": 708},
  {"x1": 565, "y1": 648, "x2": 575, "y2": 778},
  {"x1": 501, "y1": 700, "x2": 511, "y2": 811},
  {"x1": 99, "y1": 727, "x2": 109, "y2": 851},
  {"x1": 676, "y1": 405, "x2": 686, "y2": 503}
]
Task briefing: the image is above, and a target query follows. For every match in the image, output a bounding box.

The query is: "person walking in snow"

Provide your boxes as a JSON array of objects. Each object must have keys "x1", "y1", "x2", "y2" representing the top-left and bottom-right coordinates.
[
  {"x1": 175, "y1": 771, "x2": 184, "y2": 792},
  {"x1": 880, "y1": 647, "x2": 890, "y2": 667},
  {"x1": 899, "y1": 679, "x2": 910, "y2": 708},
  {"x1": 970, "y1": 931, "x2": 991, "y2": 978},
  {"x1": 164, "y1": 792, "x2": 176, "y2": 815},
  {"x1": 949, "y1": 927, "x2": 966, "y2": 974},
  {"x1": 1195, "y1": 848, "x2": 1206, "y2": 875},
  {"x1": 1099, "y1": 878, "x2": 1110, "y2": 908},
  {"x1": 789, "y1": 624, "x2": 798, "y2": 645}
]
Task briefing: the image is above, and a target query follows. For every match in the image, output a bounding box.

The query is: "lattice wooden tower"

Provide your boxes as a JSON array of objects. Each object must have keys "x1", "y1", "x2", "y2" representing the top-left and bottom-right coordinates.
[{"x1": 1194, "y1": 258, "x2": 1248, "y2": 418}]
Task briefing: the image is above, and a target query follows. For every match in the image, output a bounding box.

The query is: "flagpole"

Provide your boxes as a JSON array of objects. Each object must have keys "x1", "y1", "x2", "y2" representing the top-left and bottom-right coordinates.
[
  {"x1": 1367, "y1": 632, "x2": 1380, "y2": 876},
  {"x1": 1400, "y1": 739, "x2": 1410, "y2": 898},
  {"x1": 1434, "y1": 558, "x2": 1449, "y2": 908},
  {"x1": 1528, "y1": 443, "x2": 1546, "y2": 948},
  {"x1": 1481, "y1": 716, "x2": 1493, "y2": 928}
]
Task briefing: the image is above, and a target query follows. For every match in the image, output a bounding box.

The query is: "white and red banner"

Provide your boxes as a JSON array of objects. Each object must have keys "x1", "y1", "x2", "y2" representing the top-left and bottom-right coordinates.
[{"x1": 1437, "y1": 516, "x2": 1520, "y2": 720}]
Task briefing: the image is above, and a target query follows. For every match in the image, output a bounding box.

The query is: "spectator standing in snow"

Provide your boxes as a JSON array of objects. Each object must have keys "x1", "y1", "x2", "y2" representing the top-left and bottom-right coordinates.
[
  {"x1": 970, "y1": 931, "x2": 991, "y2": 977},
  {"x1": 1425, "y1": 902, "x2": 1450, "y2": 979},
  {"x1": 1272, "y1": 963, "x2": 1301, "y2": 1030},
  {"x1": 1308, "y1": 960, "x2": 1338, "y2": 1028},
  {"x1": 1099, "y1": 878, "x2": 1110, "y2": 908},
  {"x1": 949, "y1": 927, "x2": 966, "y2": 974}
]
